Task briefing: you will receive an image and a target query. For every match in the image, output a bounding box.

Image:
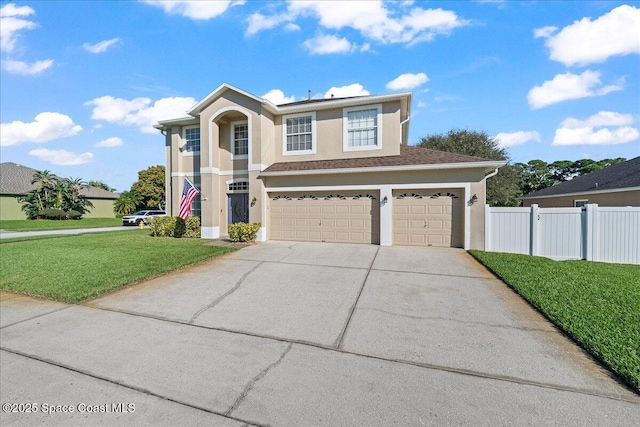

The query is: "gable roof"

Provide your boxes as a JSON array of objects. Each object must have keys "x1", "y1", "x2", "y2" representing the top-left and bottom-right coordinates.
[
  {"x1": 0, "y1": 162, "x2": 119, "y2": 199},
  {"x1": 260, "y1": 146, "x2": 505, "y2": 176},
  {"x1": 522, "y1": 156, "x2": 640, "y2": 199}
]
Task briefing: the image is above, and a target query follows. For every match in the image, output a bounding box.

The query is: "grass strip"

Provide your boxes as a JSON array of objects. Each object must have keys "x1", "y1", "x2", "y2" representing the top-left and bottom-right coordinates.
[
  {"x1": 0, "y1": 230, "x2": 236, "y2": 303},
  {"x1": 0, "y1": 218, "x2": 122, "y2": 231},
  {"x1": 469, "y1": 250, "x2": 640, "y2": 392}
]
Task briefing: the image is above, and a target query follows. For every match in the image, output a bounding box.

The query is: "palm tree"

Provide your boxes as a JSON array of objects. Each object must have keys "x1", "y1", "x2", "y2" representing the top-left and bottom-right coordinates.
[
  {"x1": 30, "y1": 170, "x2": 56, "y2": 211},
  {"x1": 113, "y1": 191, "x2": 142, "y2": 215}
]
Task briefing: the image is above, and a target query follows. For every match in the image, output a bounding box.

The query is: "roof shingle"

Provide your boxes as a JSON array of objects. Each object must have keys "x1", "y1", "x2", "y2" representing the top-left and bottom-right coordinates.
[
  {"x1": 262, "y1": 145, "x2": 500, "y2": 173},
  {"x1": 522, "y1": 156, "x2": 640, "y2": 198}
]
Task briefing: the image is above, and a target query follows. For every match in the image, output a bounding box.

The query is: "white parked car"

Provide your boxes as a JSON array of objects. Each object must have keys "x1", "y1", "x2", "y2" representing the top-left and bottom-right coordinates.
[{"x1": 122, "y1": 210, "x2": 166, "y2": 226}]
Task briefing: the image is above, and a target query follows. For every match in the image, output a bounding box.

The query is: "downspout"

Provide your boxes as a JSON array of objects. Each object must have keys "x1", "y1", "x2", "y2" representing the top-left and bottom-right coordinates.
[
  {"x1": 399, "y1": 116, "x2": 410, "y2": 144},
  {"x1": 483, "y1": 168, "x2": 499, "y2": 181}
]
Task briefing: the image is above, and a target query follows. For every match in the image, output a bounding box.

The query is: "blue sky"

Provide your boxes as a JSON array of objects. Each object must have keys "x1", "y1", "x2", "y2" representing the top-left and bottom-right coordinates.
[{"x1": 1, "y1": 0, "x2": 639, "y2": 192}]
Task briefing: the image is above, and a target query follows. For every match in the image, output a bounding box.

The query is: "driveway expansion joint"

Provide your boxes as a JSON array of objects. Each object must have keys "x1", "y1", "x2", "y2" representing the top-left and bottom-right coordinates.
[
  {"x1": 225, "y1": 343, "x2": 293, "y2": 416},
  {"x1": 0, "y1": 348, "x2": 261, "y2": 426},
  {"x1": 188, "y1": 261, "x2": 264, "y2": 324},
  {"x1": 0, "y1": 305, "x2": 74, "y2": 330},
  {"x1": 335, "y1": 247, "x2": 380, "y2": 349},
  {"x1": 371, "y1": 267, "x2": 495, "y2": 281}
]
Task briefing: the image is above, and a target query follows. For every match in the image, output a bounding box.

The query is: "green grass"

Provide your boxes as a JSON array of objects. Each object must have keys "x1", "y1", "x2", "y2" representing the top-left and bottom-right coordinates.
[
  {"x1": 0, "y1": 217, "x2": 122, "y2": 231},
  {"x1": 469, "y1": 250, "x2": 640, "y2": 392},
  {"x1": 0, "y1": 230, "x2": 236, "y2": 303}
]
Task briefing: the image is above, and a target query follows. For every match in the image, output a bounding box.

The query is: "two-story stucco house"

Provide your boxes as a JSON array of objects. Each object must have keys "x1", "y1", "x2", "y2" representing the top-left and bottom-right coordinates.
[{"x1": 155, "y1": 83, "x2": 504, "y2": 249}]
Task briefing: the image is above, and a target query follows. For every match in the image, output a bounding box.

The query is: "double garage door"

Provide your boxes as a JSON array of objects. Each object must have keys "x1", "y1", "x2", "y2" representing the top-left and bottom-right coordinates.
[
  {"x1": 270, "y1": 191, "x2": 380, "y2": 244},
  {"x1": 269, "y1": 188, "x2": 463, "y2": 247}
]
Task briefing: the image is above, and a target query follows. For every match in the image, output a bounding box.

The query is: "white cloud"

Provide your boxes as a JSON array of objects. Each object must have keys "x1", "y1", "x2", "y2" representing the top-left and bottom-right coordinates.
[
  {"x1": 417, "y1": 101, "x2": 427, "y2": 108},
  {"x1": 95, "y1": 137, "x2": 124, "y2": 148},
  {"x1": 1, "y1": 58, "x2": 53, "y2": 75},
  {"x1": 386, "y1": 72, "x2": 428, "y2": 90},
  {"x1": 494, "y1": 131, "x2": 541, "y2": 148},
  {"x1": 29, "y1": 148, "x2": 94, "y2": 166},
  {"x1": 0, "y1": 3, "x2": 36, "y2": 52},
  {"x1": 527, "y1": 70, "x2": 623, "y2": 109},
  {"x1": 261, "y1": 89, "x2": 296, "y2": 105},
  {"x1": 1, "y1": 112, "x2": 82, "y2": 146},
  {"x1": 535, "y1": 5, "x2": 640, "y2": 66},
  {"x1": 284, "y1": 22, "x2": 300, "y2": 32},
  {"x1": 324, "y1": 83, "x2": 370, "y2": 98},
  {"x1": 553, "y1": 111, "x2": 639, "y2": 146},
  {"x1": 85, "y1": 95, "x2": 196, "y2": 133},
  {"x1": 533, "y1": 25, "x2": 557, "y2": 39},
  {"x1": 144, "y1": 0, "x2": 241, "y2": 20},
  {"x1": 83, "y1": 37, "x2": 120, "y2": 54},
  {"x1": 303, "y1": 34, "x2": 354, "y2": 55},
  {"x1": 249, "y1": 1, "x2": 468, "y2": 49}
]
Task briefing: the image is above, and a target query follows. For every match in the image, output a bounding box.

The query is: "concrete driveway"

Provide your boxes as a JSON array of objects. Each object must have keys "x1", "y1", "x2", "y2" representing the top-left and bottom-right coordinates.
[{"x1": 1, "y1": 241, "x2": 638, "y2": 426}]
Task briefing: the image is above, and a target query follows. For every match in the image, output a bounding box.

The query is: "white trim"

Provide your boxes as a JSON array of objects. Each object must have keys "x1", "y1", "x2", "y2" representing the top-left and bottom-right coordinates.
[
  {"x1": 220, "y1": 170, "x2": 248, "y2": 176},
  {"x1": 230, "y1": 120, "x2": 249, "y2": 160},
  {"x1": 274, "y1": 92, "x2": 412, "y2": 115},
  {"x1": 574, "y1": 199, "x2": 589, "y2": 207},
  {"x1": 260, "y1": 161, "x2": 506, "y2": 177},
  {"x1": 343, "y1": 104, "x2": 383, "y2": 152},
  {"x1": 171, "y1": 172, "x2": 201, "y2": 177},
  {"x1": 249, "y1": 163, "x2": 268, "y2": 172},
  {"x1": 182, "y1": 125, "x2": 201, "y2": 155},
  {"x1": 257, "y1": 226, "x2": 267, "y2": 242},
  {"x1": 225, "y1": 177, "x2": 250, "y2": 185},
  {"x1": 190, "y1": 83, "x2": 266, "y2": 116},
  {"x1": 380, "y1": 185, "x2": 393, "y2": 246},
  {"x1": 265, "y1": 182, "x2": 472, "y2": 249},
  {"x1": 522, "y1": 186, "x2": 640, "y2": 200},
  {"x1": 201, "y1": 167, "x2": 219, "y2": 174},
  {"x1": 282, "y1": 111, "x2": 317, "y2": 156},
  {"x1": 201, "y1": 226, "x2": 220, "y2": 239}
]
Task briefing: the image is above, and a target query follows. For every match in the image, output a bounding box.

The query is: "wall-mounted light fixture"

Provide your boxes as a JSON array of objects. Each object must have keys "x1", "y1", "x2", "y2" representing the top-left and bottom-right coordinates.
[
  {"x1": 468, "y1": 194, "x2": 478, "y2": 206},
  {"x1": 382, "y1": 195, "x2": 388, "y2": 204},
  {"x1": 250, "y1": 197, "x2": 257, "y2": 207}
]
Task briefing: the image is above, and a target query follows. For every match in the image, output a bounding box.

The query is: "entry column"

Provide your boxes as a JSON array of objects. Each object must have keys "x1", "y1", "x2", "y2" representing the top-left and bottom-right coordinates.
[{"x1": 379, "y1": 185, "x2": 393, "y2": 246}]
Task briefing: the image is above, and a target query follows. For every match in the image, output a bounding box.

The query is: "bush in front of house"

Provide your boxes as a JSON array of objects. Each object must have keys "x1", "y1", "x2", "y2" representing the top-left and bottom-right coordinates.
[
  {"x1": 184, "y1": 216, "x2": 201, "y2": 238},
  {"x1": 228, "y1": 222, "x2": 261, "y2": 242},
  {"x1": 149, "y1": 216, "x2": 186, "y2": 238},
  {"x1": 36, "y1": 209, "x2": 82, "y2": 220}
]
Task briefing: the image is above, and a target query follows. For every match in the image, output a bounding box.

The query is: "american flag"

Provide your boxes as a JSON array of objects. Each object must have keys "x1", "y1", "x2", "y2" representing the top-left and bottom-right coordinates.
[{"x1": 179, "y1": 178, "x2": 200, "y2": 219}]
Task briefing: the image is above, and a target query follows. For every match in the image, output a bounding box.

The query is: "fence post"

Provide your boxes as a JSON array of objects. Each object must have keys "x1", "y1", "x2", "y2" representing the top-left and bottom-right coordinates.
[
  {"x1": 485, "y1": 204, "x2": 491, "y2": 251},
  {"x1": 530, "y1": 204, "x2": 539, "y2": 256},
  {"x1": 585, "y1": 204, "x2": 599, "y2": 261}
]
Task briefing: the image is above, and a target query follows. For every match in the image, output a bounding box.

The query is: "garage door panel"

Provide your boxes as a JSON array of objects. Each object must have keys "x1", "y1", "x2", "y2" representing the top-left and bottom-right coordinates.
[
  {"x1": 270, "y1": 191, "x2": 379, "y2": 244},
  {"x1": 393, "y1": 189, "x2": 463, "y2": 248}
]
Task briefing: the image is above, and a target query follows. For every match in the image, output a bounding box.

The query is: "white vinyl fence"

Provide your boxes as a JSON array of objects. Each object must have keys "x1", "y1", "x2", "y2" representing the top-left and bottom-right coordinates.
[{"x1": 485, "y1": 204, "x2": 640, "y2": 264}]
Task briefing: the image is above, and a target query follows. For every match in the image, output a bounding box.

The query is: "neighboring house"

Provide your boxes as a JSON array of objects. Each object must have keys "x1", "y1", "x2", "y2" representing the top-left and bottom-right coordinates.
[
  {"x1": 0, "y1": 162, "x2": 119, "y2": 220},
  {"x1": 155, "y1": 83, "x2": 505, "y2": 249},
  {"x1": 522, "y1": 156, "x2": 640, "y2": 208}
]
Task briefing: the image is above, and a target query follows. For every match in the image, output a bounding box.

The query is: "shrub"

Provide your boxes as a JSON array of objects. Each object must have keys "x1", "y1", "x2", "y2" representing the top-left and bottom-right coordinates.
[
  {"x1": 37, "y1": 209, "x2": 68, "y2": 220},
  {"x1": 67, "y1": 210, "x2": 82, "y2": 219},
  {"x1": 184, "y1": 216, "x2": 201, "y2": 238},
  {"x1": 149, "y1": 216, "x2": 186, "y2": 237},
  {"x1": 228, "y1": 222, "x2": 261, "y2": 242}
]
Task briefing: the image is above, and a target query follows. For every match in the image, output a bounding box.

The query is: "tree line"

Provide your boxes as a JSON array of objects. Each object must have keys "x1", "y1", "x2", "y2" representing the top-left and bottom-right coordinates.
[{"x1": 418, "y1": 130, "x2": 627, "y2": 207}]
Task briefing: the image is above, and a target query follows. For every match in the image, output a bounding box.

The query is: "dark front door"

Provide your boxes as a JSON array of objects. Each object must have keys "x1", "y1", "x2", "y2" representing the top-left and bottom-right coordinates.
[{"x1": 228, "y1": 194, "x2": 248, "y2": 223}]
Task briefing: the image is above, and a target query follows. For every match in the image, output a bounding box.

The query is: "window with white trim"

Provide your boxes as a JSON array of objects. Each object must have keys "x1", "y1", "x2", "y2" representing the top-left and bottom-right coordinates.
[
  {"x1": 343, "y1": 105, "x2": 382, "y2": 151},
  {"x1": 232, "y1": 122, "x2": 248, "y2": 157},
  {"x1": 191, "y1": 184, "x2": 201, "y2": 217},
  {"x1": 228, "y1": 181, "x2": 248, "y2": 191},
  {"x1": 283, "y1": 112, "x2": 316, "y2": 155},
  {"x1": 574, "y1": 199, "x2": 588, "y2": 207},
  {"x1": 183, "y1": 126, "x2": 200, "y2": 154}
]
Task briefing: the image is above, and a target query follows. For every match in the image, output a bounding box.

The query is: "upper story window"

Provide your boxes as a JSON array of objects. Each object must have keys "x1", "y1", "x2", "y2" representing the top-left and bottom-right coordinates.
[
  {"x1": 183, "y1": 126, "x2": 200, "y2": 154},
  {"x1": 343, "y1": 105, "x2": 382, "y2": 152},
  {"x1": 232, "y1": 122, "x2": 248, "y2": 158},
  {"x1": 283, "y1": 112, "x2": 316, "y2": 156}
]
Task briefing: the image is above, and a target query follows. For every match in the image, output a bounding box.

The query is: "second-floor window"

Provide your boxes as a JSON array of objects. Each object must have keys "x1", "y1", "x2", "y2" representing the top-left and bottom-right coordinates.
[
  {"x1": 343, "y1": 105, "x2": 382, "y2": 151},
  {"x1": 232, "y1": 122, "x2": 248, "y2": 157},
  {"x1": 183, "y1": 126, "x2": 200, "y2": 153},
  {"x1": 283, "y1": 112, "x2": 316, "y2": 155}
]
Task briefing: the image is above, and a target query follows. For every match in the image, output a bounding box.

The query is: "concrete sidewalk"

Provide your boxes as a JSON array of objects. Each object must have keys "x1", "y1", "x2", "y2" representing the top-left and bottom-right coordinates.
[
  {"x1": 0, "y1": 226, "x2": 139, "y2": 239},
  {"x1": 1, "y1": 242, "x2": 638, "y2": 426}
]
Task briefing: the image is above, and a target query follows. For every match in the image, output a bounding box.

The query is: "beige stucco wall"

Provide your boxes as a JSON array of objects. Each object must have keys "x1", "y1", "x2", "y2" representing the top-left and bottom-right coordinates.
[
  {"x1": 84, "y1": 199, "x2": 117, "y2": 218},
  {"x1": 273, "y1": 100, "x2": 401, "y2": 163},
  {"x1": 523, "y1": 190, "x2": 640, "y2": 207}
]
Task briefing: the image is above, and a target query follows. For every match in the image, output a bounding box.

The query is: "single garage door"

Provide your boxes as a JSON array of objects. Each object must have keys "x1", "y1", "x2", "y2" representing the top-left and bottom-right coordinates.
[
  {"x1": 270, "y1": 191, "x2": 380, "y2": 244},
  {"x1": 393, "y1": 189, "x2": 463, "y2": 247}
]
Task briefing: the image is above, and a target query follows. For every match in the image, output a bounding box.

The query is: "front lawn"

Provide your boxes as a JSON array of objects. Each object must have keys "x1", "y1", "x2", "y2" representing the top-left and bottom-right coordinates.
[
  {"x1": 469, "y1": 250, "x2": 640, "y2": 392},
  {"x1": 0, "y1": 218, "x2": 122, "y2": 231},
  {"x1": 0, "y1": 230, "x2": 235, "y2": 303}
]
